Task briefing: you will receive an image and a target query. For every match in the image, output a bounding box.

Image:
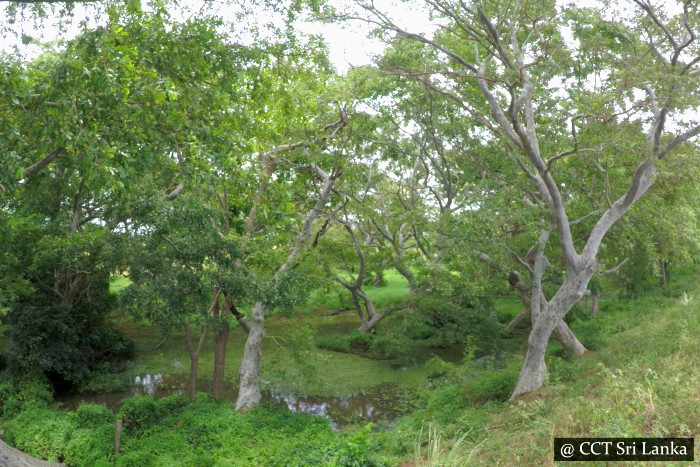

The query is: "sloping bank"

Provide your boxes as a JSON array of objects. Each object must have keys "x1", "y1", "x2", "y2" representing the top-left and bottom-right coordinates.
[
  {"x1": 0, "y1": 435, "x2": 65, "y2": 467},
  {"x1": 404, "y1": 280, "x2": 700, "y2": 465}
]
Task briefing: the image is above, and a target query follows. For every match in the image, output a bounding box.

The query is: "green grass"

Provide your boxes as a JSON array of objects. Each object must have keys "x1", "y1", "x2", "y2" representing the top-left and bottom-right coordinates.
[
  {"x1": 109, "y1": 275, "x2": 132, "y2": 295},
  {"x1": 404, "y1": 272, "x2": 700, "y2": 466}
]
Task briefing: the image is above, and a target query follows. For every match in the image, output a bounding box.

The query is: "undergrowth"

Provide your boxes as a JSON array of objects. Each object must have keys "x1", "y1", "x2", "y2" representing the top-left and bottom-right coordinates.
[{"x1": 2, "y1": 394, "x2": 387, "y2": 466}]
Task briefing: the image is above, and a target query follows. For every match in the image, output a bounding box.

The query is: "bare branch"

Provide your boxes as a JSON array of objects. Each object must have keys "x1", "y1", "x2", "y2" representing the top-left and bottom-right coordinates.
[
  {"x1": 569, "y1": 210, "x2": 600, "y2": 227},
  {"x1": 165, "y1": 180, "x2": 186, "y2": 201},
  {"x1": 603, "y1": 257, "x2": 629, "y2": 274},
  {"x1": 507, "y1": 247, "x2": 534, "y2": 275}
]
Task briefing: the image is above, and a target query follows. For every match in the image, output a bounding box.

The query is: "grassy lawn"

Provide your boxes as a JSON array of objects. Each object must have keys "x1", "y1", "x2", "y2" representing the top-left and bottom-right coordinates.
[{"x1": 408, "y1": 274, "x2": 700, "y2": 465}]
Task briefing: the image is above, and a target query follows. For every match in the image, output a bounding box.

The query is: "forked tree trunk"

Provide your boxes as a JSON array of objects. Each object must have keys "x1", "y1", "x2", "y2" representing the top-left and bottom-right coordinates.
[
  {"x1": 358, "y1": 313, "x2": 385, "y2": 333},
  {"x1": 229, "y1": 121, "x2": 343, "y2": 412},
  {"x1": 506, "y1": 270, "x2": 586, "y2": 354},
  {"x1": 235, "y1": 301, "x2": 266, "y2": 412},
  {"x1": 356, "y1": 290, "x2": 385, "y2": 334},
  {"x1": 337, "y1": 223, "x2": 385, "y2": 333},
  {"x1": 511, "y1": 266, "x2": 594, "y2": 399}
]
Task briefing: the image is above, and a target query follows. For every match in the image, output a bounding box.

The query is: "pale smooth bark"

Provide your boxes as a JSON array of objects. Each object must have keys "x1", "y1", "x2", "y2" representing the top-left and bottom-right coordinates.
[
  {"x1": 235, "y1": 301, "x2": 266, "y2": 411},
  {"x1": 235, "y1": 163, "x2": 338, "y2": 411}
]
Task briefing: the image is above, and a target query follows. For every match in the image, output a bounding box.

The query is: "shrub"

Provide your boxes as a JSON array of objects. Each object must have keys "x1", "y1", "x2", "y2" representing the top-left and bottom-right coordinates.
[
  {"x1": 315, "y1": 334, "x2": 350, "y2": 352},
  {"x1": 5, "y1": 299, "x2": 134, "y2": 389},
  {"x1": 5, "y1": 407, "x2": 73, "y2": 463},
  {"x1": 119, "y1": 396, "x2": 162, "y2": 436},
  {"x1": 463, "y1": 368, "x2": 518, "y2": 404},
  {"x1": 75, "y1": 403, "x2": 114, "y2": 428}
]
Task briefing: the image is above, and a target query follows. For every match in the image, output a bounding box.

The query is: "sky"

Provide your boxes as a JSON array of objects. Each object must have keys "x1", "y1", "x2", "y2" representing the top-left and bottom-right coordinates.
[{"x1": 0, "y1": 0, "x2": 436, "y2": 74}]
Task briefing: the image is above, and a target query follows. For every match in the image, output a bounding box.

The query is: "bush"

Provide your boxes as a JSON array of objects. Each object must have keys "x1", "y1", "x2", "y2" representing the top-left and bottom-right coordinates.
[
  {"x1": 5, "y1": 406, "x2": 73, "y2": 463},
  {"x1": 75, "y1": 403, "x2": 114, "y2": 428},
  {"x1": 119, "y1": 396, "x2": 163, "y2": 436},
  {"x1": 315, "y1": 334, "x2": 351, "y2": 352},
  {"x1": 464, "y1": 368, "x2": 518, "y2": 404},
  {"x1": 412, "y1": 295, "x2": 502, "y2": 355},
  {"x1": 5, "y1": 299, "x2": 134, "y2": 389}
]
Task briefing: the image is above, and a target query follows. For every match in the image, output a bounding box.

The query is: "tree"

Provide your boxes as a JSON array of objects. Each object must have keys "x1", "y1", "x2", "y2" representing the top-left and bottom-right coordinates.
[
  {"x1": 121, "y1": 196, "x2": 249, "y2": 401},
  {"x1": 346, "y1": 0, "x2": 700, "y2": 398},
  {"x1": 0, "y1": 3, "x2": 244, "y2": 386}
]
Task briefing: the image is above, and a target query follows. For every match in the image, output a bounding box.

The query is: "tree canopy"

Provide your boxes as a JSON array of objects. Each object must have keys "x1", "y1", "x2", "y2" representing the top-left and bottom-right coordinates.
[{"x1": 2, "y1": 0, "x2": 700, "y2": 408}]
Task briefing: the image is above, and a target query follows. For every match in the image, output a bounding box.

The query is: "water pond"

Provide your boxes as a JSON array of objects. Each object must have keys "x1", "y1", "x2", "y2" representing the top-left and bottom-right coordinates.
[{"x1": 58, "y1": 374, "x2": 415, "y2": 428}]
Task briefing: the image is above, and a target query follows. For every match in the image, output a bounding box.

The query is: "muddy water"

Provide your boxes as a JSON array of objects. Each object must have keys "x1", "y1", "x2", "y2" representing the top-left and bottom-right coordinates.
[{"x1": 58, "y1": 374, "x2": 412, "y2": 427}]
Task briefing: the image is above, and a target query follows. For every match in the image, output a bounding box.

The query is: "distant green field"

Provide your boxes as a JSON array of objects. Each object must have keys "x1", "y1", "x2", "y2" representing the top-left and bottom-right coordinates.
[{"x1": 109, "y1": 275, "x2": 132, "y2": 294}]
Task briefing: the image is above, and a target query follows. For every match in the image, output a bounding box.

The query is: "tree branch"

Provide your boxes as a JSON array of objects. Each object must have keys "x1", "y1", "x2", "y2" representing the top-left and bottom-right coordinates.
[{"x1": 22, "y1": 147, "x2": 65, "y2": 178}]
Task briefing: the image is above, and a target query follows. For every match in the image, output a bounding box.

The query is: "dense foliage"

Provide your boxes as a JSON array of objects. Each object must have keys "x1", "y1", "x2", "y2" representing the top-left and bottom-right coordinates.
[
  {"x1": 2, "y1": 393, "x2": 386, "y2": 466},
  {"x1": 2, "y1": 0, "x2": 700, "y2": 464}
]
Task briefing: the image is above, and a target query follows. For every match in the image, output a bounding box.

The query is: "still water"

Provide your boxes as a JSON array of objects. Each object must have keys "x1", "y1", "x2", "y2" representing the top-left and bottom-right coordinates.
[{"x1": 58, "y1": 374, "x2": 412, "y2": 427}]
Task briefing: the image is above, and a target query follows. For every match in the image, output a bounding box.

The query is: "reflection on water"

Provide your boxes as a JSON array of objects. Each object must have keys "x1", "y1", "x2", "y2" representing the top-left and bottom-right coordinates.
[
  {"x1": 132, "y1": 374, "x2": 164, "y2": 395},
  {"x1": 268, "y1": 390, "x2": 381, "y2": 420},
  {"x1": 58, "y1": 374, "x2": 409, "y2": 427}
]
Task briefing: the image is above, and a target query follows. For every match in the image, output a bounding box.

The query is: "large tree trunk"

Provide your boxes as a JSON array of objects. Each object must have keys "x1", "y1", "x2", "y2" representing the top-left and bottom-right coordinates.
[
  {"x1": 235, "y1": 301, "x2": 266, "y2": 412},
  {"x1": 511, "y1": 315, "x2": 555, "y2": 398},
  {"x1": 512, "y1": 264, "x2": 594, "y2": 399}
]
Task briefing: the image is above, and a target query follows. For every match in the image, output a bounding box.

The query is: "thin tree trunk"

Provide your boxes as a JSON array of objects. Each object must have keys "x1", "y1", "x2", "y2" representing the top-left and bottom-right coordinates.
[
  {"x1": 184, "y1": 323, "x2": 207, "y2": 402},
  {"x1": 659, "y1": 258, "x2": 667, "y2": 287},
  {"x1": 235, "y1": 163, "x2": 336, "y2": 412},
  {"x1": 505, "y1": 309, "x2": 529, "y2": 332},
  {"x1": 212, "y1": 293, "x2": 231, "y2": 400},
  {"x1": 553, "y1": 319, "x2": 586, "y2": 354},
  {"x1": 371, "y1": 270, "x2": 384, "y2": 286},
  {"x1": 235, "y1": 301, "x2": 266, "y2": 412},
  {"x1": 591, "y1": 294, "x2": 599, "y2": 316},
  {"x1": 357, "y1": 289, "x2": 384, "y2": 333},
  {"x1": 394, "y1": 262, "x2": 417, "y2": 294}
]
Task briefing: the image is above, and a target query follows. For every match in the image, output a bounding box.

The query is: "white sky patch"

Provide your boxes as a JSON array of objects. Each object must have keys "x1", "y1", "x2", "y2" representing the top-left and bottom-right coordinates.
[{"x1": 0, "y1": 0, "x2": 435, "y2": 76}]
